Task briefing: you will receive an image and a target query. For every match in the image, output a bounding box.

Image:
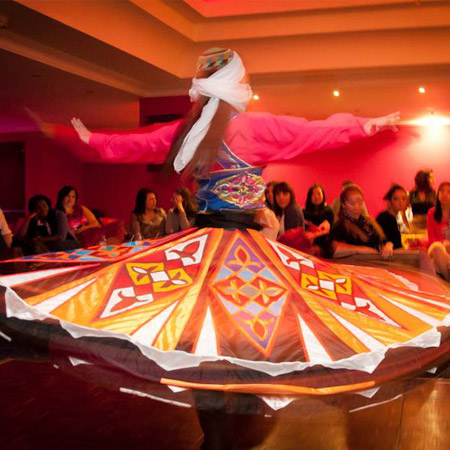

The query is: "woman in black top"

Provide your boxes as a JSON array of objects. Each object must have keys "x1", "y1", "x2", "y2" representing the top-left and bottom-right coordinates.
[
  {"x1": 331, "y1": 184, "x2": 393, "y2": 258},
  {"x1": 303, "y1": 184, "x2": 334, "y2": 226},
  {"x1": 409, "y1": 169, "x2": 436, "y2": 233},
  {"x1": 376, "y1": 184, "x2": 408, "y2": 249},
  {"x1": 409, "y1": 169, "x2": 436, "y2": 215},
  {"x1": 273, "y1": 182, "x2": 304, "y2": 237},
  {"x1": 21, "y1": 195, "x2": 78, "y2": 254},
  {"x1": 303, "y1": 184, "x2": 334, "y2": 256}
]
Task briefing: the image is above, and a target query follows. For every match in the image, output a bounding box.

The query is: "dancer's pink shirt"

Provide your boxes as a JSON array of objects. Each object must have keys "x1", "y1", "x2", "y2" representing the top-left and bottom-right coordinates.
[{"x1": 89, "y1": 112, "x2": 370, "y2": 166}]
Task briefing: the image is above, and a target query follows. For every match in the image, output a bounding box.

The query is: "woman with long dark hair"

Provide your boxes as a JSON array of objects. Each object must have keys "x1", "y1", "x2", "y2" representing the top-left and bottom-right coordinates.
[
  {"x1": 376, "y1": 184, "x2": 409, "y2": 250},
  {"x1": 303, "y1": 183, "x2": 334, "y2": 256},
  {"x1": 56, "y1": 185, "x2": 101, "y2": 247},
  {"x1": 166, "y1": 187, "x2": 197, "y2": 234},
  {"x1": 273, "y1": 182, "x2": 304, "y2": 237},
  {"x1": 303, "y1": 184, "x2": 334, "y2": 227},
  {"x1": 264, "y1": 180, "x2": 278, "y2": 211},
  {"x1": 427, "y1": 182, "x2": 450, "y2": 280},
  {"x1": 272, "y1": 181, "x2": 322, "y2": 253},
  {"x1": 331, "y1": 184, "x2": 394, "y2": 258},
  {"x1": 410, "y1": 169, "x2": 436, "y2": 214},
  {"x1": 409, "y1": 169, "x2": 436, "y2": 232},
  {"x1": 20, "y1": 195, "x2": 77, "y2": 254},
  {"x1": 130, "y1": 188, "x2": 166, "y2": 240}
]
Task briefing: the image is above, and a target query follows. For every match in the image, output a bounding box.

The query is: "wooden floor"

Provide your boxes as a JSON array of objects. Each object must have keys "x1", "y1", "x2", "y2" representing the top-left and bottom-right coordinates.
[{"x1": 1, "y1": 356, "x2": 450, "y2": 450}]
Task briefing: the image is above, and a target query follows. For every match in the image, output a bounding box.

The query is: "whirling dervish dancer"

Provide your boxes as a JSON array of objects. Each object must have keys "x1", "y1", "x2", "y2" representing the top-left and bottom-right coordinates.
[
  {"x1": 3, "y1": 48, "x2": 450, "y2": 450},
  {"x1": 71, "y1": 48, "x2": 399, "y2": 232}
]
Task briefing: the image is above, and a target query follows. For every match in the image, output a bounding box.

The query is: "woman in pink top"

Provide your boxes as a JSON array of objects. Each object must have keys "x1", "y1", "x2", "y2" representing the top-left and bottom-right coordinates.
[
  {"x1": 56, "y1": 185, "x2": 101, "y2": 247},
  {"x1": 427, "y1": 182, "x2": 450, "y2": 280}
]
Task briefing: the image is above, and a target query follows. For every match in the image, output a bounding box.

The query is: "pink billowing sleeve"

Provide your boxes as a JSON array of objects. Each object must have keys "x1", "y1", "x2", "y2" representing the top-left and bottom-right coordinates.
[
  {"x1": 88, "y1": 120, "x2": 182, "y2": 163},
  {"x1": 227, "y1": 112, "x2": 370, "y2": 166}
]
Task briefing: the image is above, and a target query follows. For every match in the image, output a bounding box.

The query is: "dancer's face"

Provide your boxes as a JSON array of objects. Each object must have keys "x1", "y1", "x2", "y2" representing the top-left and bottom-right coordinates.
[
  {"x1": 438, "y1": 185, "x2": 450, "y2": 206},
  {"x1": 276, "y1": 191, "x2": 291, "y2": 209},
  {"x1": 146, "y1": 193, "x2": 157, "y2": 210},
  {"x1": 63, "y1": 190, "x2": 77, "y2": 210},
  {"x1": 35, "y1": 200, "x2": 49, "y2": 218},
  {"x1": 343, "y1": 193, "x2": 363, "y2": 219},
  {"x1": 389, "y1": 189, "x2": 408, "y2": 214},
  {"x1": 311, "y1": 187, "x2": 324, "y2": 206}
]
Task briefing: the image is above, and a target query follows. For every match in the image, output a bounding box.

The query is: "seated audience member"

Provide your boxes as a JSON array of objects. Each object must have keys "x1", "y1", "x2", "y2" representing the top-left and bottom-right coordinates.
[
  {"x1": 303, "y1": 183, "x2": 334, "y2": 256},
  {"x1": 264, "y1": 181, "x2": 278, "y2": 211},
  {"x1": 130, "y1": 188, "x2": 166, "y2": 240},
  {"x1": 166, "y1": 187, "x2": 197, "y2": 234},
  {"x1": 427, "y1": 182, "x2": 450, "y2": 280},
  {"x1": 56, "y1": 186, "x2": 102, "y2": 247},
  {"x1": 332, "y1": 180, "x2": 369, "y2": 220},
  {"x1": 20, "y1": 195, "x2": 77, "y2": 254},
  {"x1": 273, "y1": 182, "x2": 304, "y2": 238},
  {"x1": 409, "y1": 168, "x2": 436, "y2": 231},
  {"x1": 0, "y1": 207, "x2": 13, "y2": 248},
  {"x1": 331, "y1": 184, "x2": 394, "y2": 258},
  {"x1": 376, "y1": 184, "x2": 409, "y2": 249}
]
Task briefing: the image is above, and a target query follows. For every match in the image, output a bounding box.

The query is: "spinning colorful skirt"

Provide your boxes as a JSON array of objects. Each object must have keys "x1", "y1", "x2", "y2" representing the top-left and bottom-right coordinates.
[{"x1": 1, "y1": 228, "x2": 450, "y2": 407}]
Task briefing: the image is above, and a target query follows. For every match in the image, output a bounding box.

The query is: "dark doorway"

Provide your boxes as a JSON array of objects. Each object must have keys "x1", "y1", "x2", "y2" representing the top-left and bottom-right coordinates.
[{"x1": 0, "y1": 141, "x2": 26, "y2": 223}]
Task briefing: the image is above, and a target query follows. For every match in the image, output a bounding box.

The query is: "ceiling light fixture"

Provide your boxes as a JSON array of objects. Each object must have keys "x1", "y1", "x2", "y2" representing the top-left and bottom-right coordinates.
[
  {"x1": 410, "y1": 108, "x2": 450, "y2": 127},
  {"x1": 333, "y1": 90, "x2": 340, "y2": 97},
  {"x1": 418, "y1": 87, "x2": 426, "y2": 94},
  {"x1": 252, "y1": 94, "x2": 260, "y2": 101}
]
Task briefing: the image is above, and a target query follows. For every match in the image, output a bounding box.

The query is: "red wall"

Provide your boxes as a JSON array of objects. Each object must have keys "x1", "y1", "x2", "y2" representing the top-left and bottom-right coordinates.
[
  {"x1": 0, "y1": 132, "x2": 83, "y2": 210},
  {"x1": 264, "y1": 125, "x2": 450, "y2": 217}
]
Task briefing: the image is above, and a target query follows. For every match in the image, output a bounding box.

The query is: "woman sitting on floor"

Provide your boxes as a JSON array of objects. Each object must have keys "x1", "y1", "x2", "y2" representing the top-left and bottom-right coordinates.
[
  {"x1": 130, "y1": 188, "x2": 166, "y2": 240},
  {"x1": 331, "y1": 184, "x2": 394, "y2": 258}
]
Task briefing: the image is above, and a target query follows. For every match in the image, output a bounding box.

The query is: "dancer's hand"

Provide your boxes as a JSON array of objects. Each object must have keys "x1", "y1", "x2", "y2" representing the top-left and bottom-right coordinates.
[
  {"x1": 71, "y1": 118, "x2": 92, "y2": 144},
  {"x1": 364, "y1": 111, "x2": 400, "y2": 135},
  {"x1": 25, "y1": 107, "x2": 55, "y2": 137}
]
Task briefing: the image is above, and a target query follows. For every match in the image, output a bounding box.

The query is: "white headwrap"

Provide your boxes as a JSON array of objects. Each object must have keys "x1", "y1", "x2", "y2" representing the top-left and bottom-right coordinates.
[{"x1": 173, "y1": 52, "x2": 252, "y2": 173}]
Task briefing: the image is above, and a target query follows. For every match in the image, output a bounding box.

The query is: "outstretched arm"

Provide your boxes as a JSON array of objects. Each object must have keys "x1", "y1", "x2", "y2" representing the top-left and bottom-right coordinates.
[
  {"x1": 26, "y1": 108, "x2": 180, "y2": 163},
  {"x1": 234, "y1": 111, "x2": 400, "y2": 165},
  {"x1": 71, "y1": 117, "x2": 182, "y2": 163}
]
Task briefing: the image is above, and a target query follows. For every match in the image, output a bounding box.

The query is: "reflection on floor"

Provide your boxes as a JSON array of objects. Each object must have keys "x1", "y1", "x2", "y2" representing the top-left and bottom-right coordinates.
[{"x1": 1, "y1": 346, "x2": 450, "y2": 450}]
